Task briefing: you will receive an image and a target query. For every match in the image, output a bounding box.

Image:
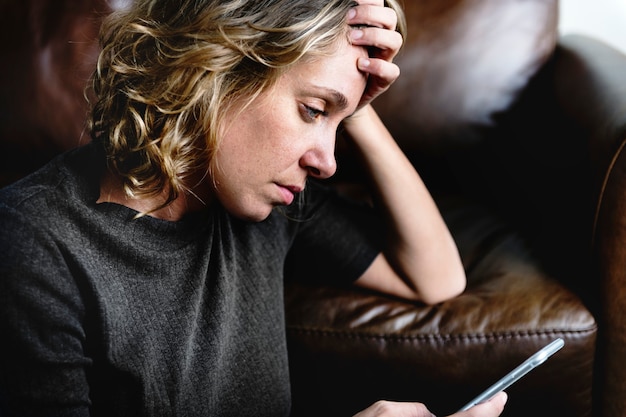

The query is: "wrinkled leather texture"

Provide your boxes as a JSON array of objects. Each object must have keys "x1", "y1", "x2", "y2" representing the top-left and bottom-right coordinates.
[
  {"x1": 286, "y1": 199, "x2": 596, "y2": 417},
  {"x1": 3, "y1": 1, "x2": 626, "y2": 417}
]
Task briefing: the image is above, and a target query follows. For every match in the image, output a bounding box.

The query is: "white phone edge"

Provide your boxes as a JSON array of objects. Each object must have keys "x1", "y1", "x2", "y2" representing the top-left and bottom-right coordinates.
[{"x1": 456, "y1": 338, "x2": 565, "y2": 412}]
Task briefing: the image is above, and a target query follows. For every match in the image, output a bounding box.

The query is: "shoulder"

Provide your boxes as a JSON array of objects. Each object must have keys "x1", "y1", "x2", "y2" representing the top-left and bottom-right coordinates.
[
  {"x1": 0, "y1": 145, "x2": 106, "y2": 267},
  {"x1": 0, "y1": 143, "x2": 102, "y2": 220}
]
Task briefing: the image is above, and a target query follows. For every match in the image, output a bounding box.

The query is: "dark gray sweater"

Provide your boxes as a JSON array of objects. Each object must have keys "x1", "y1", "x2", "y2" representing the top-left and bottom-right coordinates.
[{"x1": 0, "y1": 143, "x2": 381, "y2": 417}]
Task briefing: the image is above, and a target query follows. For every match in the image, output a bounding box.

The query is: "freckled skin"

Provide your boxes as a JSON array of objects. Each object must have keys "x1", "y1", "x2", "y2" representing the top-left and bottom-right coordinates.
[{"x1": 211, "y1": 41, "x2": 368, "y2": 222}]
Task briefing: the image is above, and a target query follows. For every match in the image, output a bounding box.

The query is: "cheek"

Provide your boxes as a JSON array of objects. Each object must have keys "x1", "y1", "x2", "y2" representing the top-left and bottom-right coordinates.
[
  {"x1": 212, "y1": 121, "x2": 288, "y2": 182},
  {"x1": 248, "y1": 118, "x2": 309, "y2": 165},
  {"x1": 215, "y1": 93, "x2": 320, "y2": 181}
]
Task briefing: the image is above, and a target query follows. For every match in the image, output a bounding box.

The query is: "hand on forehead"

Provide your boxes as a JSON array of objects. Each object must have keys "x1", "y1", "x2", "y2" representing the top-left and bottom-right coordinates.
[
  {"x1": 349, "y1": 0, "x2": 398, "y2": 31},
  {"x1": 347, "y1": 2, "x2": 401, "y2": 59},
  {"x1": 345, "y1": 0, "x2": 403, "y2": 109}
]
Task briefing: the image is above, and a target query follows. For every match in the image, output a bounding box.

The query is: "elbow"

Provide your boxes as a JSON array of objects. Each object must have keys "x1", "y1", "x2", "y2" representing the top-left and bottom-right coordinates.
[
  {"x1": 401, "y1": 239, "x2": 467, "y2": 305},
  {"x1": 417, "y1": 270, "x2": 467, "y2": 306}
]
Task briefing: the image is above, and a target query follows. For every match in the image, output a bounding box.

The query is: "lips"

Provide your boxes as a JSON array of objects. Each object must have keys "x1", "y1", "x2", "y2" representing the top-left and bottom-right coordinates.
[{"x1": 276, "y1": 184, "x2": 303, "y2": 206}]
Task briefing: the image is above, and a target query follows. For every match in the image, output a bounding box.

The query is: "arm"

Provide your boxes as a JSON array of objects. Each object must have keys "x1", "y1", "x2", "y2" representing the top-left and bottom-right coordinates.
[
  {"x1": 345, "y1": 1, "x2": 466, "y2": 304},
  {"x1": 0, "y1": 205, "x2": 91, "y2": 417}
]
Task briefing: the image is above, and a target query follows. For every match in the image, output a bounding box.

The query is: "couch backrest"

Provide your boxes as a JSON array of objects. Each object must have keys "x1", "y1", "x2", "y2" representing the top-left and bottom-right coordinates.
[
  {"x1": 0, "y1": 0, "x2": 558, "y2": 186},
  {"x1": 0, "y1": 0, "x2": 131, "y2": 185},
  {"x1": 374, "y1": 0, "x2": 558, "y2": 150}
]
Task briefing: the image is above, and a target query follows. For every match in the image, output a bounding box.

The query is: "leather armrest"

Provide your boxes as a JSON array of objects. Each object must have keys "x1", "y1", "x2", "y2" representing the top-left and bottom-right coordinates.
[
  {"x1": 285, "y1": 200, "x2": 596, "y2": 417},
  {"x1": 553, "y1": 34, "x2": 626, "y2": 417}
]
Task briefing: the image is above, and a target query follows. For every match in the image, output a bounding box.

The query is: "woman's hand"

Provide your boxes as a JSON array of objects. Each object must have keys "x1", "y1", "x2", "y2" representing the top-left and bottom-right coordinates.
[
  {"x1": 353, "y1": 392, "x2": 508, "y2": 417},
  {"x1": 347, "y1": 0, "x2": 403, "y2": 109}
]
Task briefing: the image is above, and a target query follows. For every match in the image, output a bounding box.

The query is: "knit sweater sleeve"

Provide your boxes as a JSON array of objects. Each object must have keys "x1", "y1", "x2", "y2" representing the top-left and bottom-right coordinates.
[
  {"x1": 284, "y1": 181, "x2": 384, "y2": 285},
  {"x1": 0, "y1": 203, "x2": 92, "y2": 417}
]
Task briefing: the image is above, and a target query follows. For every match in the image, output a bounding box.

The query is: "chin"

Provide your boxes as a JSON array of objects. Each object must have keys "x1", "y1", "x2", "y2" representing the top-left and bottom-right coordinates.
[
  {"x1": 240, "y1": 212, "x2": 272, "y2": 223},
  {"x1": 226, "y1": 204, "x2": 274, "y2": 223}
]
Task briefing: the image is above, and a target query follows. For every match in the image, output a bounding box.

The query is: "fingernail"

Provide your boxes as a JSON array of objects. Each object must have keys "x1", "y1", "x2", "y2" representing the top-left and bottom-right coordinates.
[
  {"x1": 359, "y1": 58, "x2": 371, "y2": 69},
  {"x1": 347, "y1": 8, "x2": 357, "y2": 20},
  {"x1": 500, "y1": 392, "x2": 508, "y2": 404},
  {"x1": 489, "y1": 392, "x2": 508, "y2": 407},
  {"x1": 351, "y1": 29, "x2": 364, "y2": 40}
]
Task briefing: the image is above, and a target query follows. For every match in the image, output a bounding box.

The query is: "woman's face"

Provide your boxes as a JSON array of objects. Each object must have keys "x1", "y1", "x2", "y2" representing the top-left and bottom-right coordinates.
[{"x1": 210, "y1": 40, "x2": 368, "y2": 221}]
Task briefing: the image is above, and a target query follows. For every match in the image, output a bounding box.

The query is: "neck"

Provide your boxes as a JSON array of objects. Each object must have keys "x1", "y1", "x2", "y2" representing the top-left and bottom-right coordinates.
[{"x1": 97, "y1": 169, "x2": 211, "y2": 222}]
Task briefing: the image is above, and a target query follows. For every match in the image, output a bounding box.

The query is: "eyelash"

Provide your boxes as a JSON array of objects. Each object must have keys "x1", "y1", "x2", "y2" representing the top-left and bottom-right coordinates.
[{"x1": 301, "y1": 104, "x2": 328, "y2": 121}]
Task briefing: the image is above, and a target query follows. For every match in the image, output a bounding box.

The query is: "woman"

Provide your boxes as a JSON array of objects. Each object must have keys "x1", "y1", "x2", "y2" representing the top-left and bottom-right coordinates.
[{"x1": 0, "y1": 0, "x2": 506, "y2": 415}]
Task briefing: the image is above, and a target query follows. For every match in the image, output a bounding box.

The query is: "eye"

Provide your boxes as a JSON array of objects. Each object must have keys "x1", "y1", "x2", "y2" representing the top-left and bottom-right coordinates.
[{"x1": 300, "y1": 104, "x2": 328, "y2": 122}]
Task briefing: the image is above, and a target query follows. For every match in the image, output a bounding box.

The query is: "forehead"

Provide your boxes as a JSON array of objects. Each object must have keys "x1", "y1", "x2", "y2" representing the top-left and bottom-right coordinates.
[{"x1": 280, "y1": 41, "x2": 368, "y2": 110}]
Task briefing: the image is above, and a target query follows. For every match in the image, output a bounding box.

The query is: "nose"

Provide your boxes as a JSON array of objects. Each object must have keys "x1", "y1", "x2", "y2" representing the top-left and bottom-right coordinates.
[{"x1": 300, "y1": 132, "x2": 337, "y2": 179}]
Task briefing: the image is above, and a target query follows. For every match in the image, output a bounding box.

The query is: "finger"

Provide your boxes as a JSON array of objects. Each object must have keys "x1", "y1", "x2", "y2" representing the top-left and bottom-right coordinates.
[
  {"x1": 358, "y1": 57, "x2": 400, "y2": 83},
  {"x1": 351, "y1": 400, "x2": 436, "y2": 417},
  {"x1": 347, "y1": 3, "x2": 397, "y2": 30},
  {"x1": 350, "y1": 26, "x2": 403, "y2": 60},
  {"x1": 356, "y1": 57, "x2": 400, "y2": 107},
  {"x1": 353, "y1": 0, "x2": 384, "y2": 6},
  {"x1": 454, "y1": 392, "x2": 508, "y2": 417}
]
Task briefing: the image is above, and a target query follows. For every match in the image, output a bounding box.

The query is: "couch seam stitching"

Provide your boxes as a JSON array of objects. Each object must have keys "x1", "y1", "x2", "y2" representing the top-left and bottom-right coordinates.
[{"x1": 285, "y1": 326, "x2": 597, "y2": 342}]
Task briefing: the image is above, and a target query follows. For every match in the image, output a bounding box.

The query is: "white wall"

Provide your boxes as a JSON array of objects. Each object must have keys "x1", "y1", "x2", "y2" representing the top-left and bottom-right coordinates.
[{"x1": 559, "y1": 0, "x2": 626, "y2": 53}]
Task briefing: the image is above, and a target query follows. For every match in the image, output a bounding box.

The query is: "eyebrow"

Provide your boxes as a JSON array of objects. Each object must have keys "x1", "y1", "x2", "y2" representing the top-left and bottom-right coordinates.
[
  {"x1": 327, "y1": 89, "x2": 350, "y2": 111},
  {"x1": 311, "y1": 86, "x2": 350, "y2": 112}
]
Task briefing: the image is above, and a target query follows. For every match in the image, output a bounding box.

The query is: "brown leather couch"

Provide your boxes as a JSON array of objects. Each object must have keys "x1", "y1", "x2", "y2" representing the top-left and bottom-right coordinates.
[{"x1": 1, "y1": 1, "x2": 625, "y2": 416}]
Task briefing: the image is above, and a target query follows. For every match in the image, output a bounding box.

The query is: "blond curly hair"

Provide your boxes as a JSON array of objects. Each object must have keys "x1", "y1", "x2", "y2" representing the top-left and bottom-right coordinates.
[{"x1": 89, "y1": 0, "x2": 406, "y2": 210}]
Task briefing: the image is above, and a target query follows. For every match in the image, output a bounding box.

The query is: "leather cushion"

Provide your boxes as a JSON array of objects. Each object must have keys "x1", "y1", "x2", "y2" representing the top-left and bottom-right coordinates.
[{"x1": 285, "y1": 199, "x2": 596, "y2": 417}]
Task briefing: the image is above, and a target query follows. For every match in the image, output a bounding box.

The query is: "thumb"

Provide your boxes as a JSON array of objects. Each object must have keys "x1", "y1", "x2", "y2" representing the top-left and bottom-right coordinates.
[{"x1": 453, "y1": 392, "x2": 508, "y2": 417}]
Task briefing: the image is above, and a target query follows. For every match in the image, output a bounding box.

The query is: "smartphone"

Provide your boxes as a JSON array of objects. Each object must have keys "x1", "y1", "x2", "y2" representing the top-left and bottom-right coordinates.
[{"x1": 457, "y1": 338, "x2": 565, "y2": 412}]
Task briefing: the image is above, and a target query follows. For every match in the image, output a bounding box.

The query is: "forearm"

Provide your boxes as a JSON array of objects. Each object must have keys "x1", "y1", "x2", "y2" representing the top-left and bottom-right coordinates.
[{"x1": 343, "y1": 105, "x2": 466, "y2": 303}]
